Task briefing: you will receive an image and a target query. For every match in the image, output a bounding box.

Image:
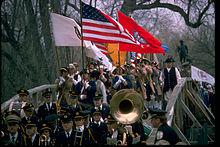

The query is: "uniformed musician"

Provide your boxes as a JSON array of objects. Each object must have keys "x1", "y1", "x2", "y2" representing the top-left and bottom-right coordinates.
[
  {"x1": 90, "y1": 109, "x2": 108, "y2": 144},
  {"x1": 45, "y1": 114, "x2": 62, "y2": 139},
  {"x1": 21, "y1": 103, "x2": 38, "y2": 127},
  {"x1": 25, "y1": 119, "x2": 40, "y2": 146},
  {"x1": 17, "y1": 89, "x2": 29, "y2": 102},
  {"x1": 37, "y1": 91, "x2": 58, "y2": 121},
  {"x1": 99, "y1": 114, "x2": 127, "y2": 146},
  {"x1": 39, "y1": 123, "x2": 55, "y2": 146},
  {"x1": 111, "y1": 66, "x2": 132, "y2": 95},
  {"x1": 55, "y1": 114, "x2": 75, "y2": 146},
  {"x1": 73, "y1": 111, "x2": 97, "y2": 145},
  {"x1": 68, "y1": 91, "x2": 85, "y2": 116},
  {"x1": 2, "y1": 115, "x2": 26, "y2": 145},
  {"x1": 89, "y1": 93, "x2": 110, "y2": 121},
  {"x1": 149, "y1": 108, "x2": 180, "y2": 145}
]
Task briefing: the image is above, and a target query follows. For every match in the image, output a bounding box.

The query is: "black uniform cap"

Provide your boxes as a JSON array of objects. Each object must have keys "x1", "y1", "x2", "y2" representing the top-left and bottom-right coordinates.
[
  {"x1": 93, "y1": 92, "x2": 103, "y2": 101},
  {"x1": 61, "y1": 114, "x2": 73, "y2": 123},
  {"x1": 69, "y1": 91, "x2": 79, "y2": 99},
  {"x1": 165, "y1": 57, "x2": 175, "y2": 63},
  {"x1": 45, "y1": 114, "x2": 58, "y2": 124},
  {"x1": 22, "y1": 103, "x2": 35, "y2": 112},
  {"x1": 42, "y1": 91, "x2": 52, "y2": 98},
  {"x1": 17, "y1": 89, "x2": 29, "y2": 96},
  {"x1": 148, "y1": 108, "x2": 167, "y2": 119}
]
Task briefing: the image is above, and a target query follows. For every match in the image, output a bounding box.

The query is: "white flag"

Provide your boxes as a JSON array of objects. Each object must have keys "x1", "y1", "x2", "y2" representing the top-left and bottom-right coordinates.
[
  {"x1": 191, "y1": 65, "x2": 215, "y2": 85},
  {"x1": 86, "y1": 41, "x2": 113, "y2": 71},
  {"x1": 50, "y1": 13, "x2": 85, "y2": 46}
]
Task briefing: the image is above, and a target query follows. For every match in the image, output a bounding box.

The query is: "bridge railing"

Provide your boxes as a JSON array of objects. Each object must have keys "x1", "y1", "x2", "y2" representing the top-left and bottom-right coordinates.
[
  {"x1": 1, "y1": 84, "x2": 55, "y2": 112},
  {"x1": 166, "y1": 77, "x2": 215, "y2": 145}
]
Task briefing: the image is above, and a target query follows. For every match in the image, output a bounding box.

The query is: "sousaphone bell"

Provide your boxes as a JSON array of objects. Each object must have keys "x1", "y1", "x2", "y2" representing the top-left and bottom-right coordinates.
[{"x1": 110, "y1": 89, "x2": 144, "y2": 124}]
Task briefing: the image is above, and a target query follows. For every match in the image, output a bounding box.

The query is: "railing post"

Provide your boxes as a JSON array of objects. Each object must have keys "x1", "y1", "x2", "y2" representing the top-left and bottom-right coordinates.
[{"x1": 32, "y1": 93, "x2": 38, "y2": 108}]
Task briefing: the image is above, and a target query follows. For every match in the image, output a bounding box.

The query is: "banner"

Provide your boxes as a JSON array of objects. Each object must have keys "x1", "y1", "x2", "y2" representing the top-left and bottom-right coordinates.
[
  {"x1": 107, "y1": 43, "x2": 126, "y2": 67},
  {"x1": 86, "y1": 42, "x2": 113, "y2": 71},
  {"x1": 191, "y1": 65, "x2": 215, "y2": 85},
  {"x1": 50, "y1": 13, "x2": 87, "y2": 46}
]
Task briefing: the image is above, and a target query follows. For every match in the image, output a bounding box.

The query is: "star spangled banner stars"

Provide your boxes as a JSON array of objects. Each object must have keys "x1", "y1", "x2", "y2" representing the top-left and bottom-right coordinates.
[{"x1": 82, "y1": 2, "x2": 139, "y2": 45}]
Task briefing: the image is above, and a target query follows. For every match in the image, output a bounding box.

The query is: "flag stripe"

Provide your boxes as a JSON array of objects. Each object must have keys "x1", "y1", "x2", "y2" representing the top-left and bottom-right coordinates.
[
  {"x1": 83, "y1": 22, "x2": 118, "y2": 30},
  {"x1": 82, "y1": 2, "x2": 138, "y2": 45},
  {"x1": 82, "y1": 18, "x2": 115, "y2": 26},
  {"x1": 94, "y1": 43, "x2": 109, "y2": 55},
  {"x1": 83, "y1": 34, "x2": 136, "y2": 44}
]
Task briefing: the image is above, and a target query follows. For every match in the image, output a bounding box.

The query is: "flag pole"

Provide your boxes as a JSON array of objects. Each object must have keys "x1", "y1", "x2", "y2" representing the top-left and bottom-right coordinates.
[
  {"x1": 65, "y1": 47, "x2": 69, "y2": 65},
  {"x1": 55, "y1": 46, "x2": 61, "y2": 75},
  {"x1": 80, "y1": 0, "x2": 85, "y2": 69}
]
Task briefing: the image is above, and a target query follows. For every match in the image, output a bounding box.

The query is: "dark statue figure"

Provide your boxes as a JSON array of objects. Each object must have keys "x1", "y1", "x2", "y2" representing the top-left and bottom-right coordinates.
[{"x1": 177, "y1": 40, "x2": 188, "y2": 63}]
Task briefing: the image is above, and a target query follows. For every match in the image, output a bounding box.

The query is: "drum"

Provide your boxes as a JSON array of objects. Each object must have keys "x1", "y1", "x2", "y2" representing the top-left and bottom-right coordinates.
[
  {"x1": 142, "y1": 121, "x2": 153, "y2": 137},
  {"x1": 9, "y1": 101, "x2": 27, "y2": 118}
]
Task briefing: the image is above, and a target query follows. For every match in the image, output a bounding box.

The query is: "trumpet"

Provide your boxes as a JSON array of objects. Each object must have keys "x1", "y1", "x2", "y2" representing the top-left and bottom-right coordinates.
[
  {"x1": 40, "y1": 134, "x2": 47, "y2": 146},
  {"x1": 1, "y1": 131, "x2": 4, "y2": 138}
]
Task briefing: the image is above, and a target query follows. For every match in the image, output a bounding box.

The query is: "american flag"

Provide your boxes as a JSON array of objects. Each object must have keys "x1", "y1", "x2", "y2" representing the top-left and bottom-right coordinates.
[
  {"x1": 93, "y1": 43, "x2": 109, "y2": 56},
  {"x1": 82, "y1": 2, "x2": 138, "y2": 45},
  {"x1": 130, "y1": 52, "x2": 141, "y2": 67}
]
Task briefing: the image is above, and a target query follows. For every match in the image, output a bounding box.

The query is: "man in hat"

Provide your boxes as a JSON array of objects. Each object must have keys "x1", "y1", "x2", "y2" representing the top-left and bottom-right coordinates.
[
  {"x1": 99, "y1": 114, "x2": 128, "y2": 146},
  {"x1": 68, "y1": 91, "x2": 85, "y2": 116},
  {"x1": 25, "y1": 119, "x2": 40, "y2": 146},
  {"x1": 39, "y1": 123, "x2": 56, "y2": 146},
  {"x1": 72, "y1": 111, "x2": 97, "y2": 145},
  {"x1": 45, "y1": 114, "x2": 63, "y2": 139},
  {"x1": 21, "y1": 103, "x2": 38, "y2": 127},
  {"x1": 177, "y1": 40, "x2": 188, "y2": 63},
  {"x1": 68, "y1": 63, "x2": 81, "y2": 90},
  {"x1": 55, "y1": 114, "x2": 75, "y2": 146},
  {"x1": 17, "y1": 89, "x2": 29, "y2": 102},
  {"x1": 74, "y1": 69, "x2": 96, "y2": 109},
  {"x1": 162, "y1": 57, "x2": 181, "y2": 110},
  {"x1": 2, "y1": 115, "x2": 25, "y2": 145},
  {"x1": 37, "y1": 91, "x2": 58, "y2": 121},
  {"x1": 90, "y1": 70, "x2": 107, "y2": 105},
  {"x1": 90, "y1": 109, "x2": 108, "y2": 144},
  {"x1": 149, "y1": 108, "x2": 180, "y2": 145},
  {"x1": 111, "y1": 66, "x2": 132, "y2": 94},
  {"x1": 180, "y1": 62, "x2": 191, "y2": 77},
  {"x1": 89, "y1": 93, "x2": 110, "y2": 121},
  {"x1": 55, "y1": 67, "x2": 74, "y2": 106}
]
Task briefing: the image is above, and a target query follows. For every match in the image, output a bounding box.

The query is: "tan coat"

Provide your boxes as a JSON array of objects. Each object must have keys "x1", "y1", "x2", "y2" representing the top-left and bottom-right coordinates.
[{"x1": 55, "y1": 77, "x2": 73, "y2": 105}]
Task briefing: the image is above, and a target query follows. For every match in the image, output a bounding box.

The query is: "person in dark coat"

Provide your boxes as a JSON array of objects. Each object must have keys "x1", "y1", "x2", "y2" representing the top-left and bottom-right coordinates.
[
  {"x1": 2, "y1": 115, "x2": 26, "y2": 146},
  {"x1": 149, "y1": 108, "x2": 180, "y2": 145},
  {"x1": 111, "y1": 66, "x2": 132, "y2": 94},
  {"x1": 89, "y1": 93, "x2": 110, "y2": 121},
  {"x1": 21, "y1": 103, "x2": 39, "y2": 127},
  {"x1": 74, "y1": 69, "x2": 96, "y2": 109},
  {"x1": 37, "y1": 91, "x2": 58, "y2": 121},
  {"x1": 55, "y1": 114, "x2": 75, "y2": 146},
  {"x1": 24, "y1": 119, "x2": 40, "y2": 146},
  {"x1": 162, "y1": 57, "x2": 181, "y2": 110},
  {"x1": 68, "y1": 91, "x2": 85, "y2": 116},
  {"x1": 90, "y1": 109, "x2": 108, "y2": 143}
]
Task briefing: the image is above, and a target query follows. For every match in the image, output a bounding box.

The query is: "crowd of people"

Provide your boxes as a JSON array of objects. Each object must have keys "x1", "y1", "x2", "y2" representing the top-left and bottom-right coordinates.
[{"x1": 1, "y1": 56, "x2": 213, "y2": 146}]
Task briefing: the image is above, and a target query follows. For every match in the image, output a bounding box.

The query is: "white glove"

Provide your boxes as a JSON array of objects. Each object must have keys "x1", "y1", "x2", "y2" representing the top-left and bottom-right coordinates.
[
  {"x1": 85, "y1": 81, "x2": 90, "y2": 89},
  {"x1": 113, "y1": 79, "x2": 121, "y2": 89},
  {"x1": 59, "y1": 77, "x2": 65, "y2": 82},
  {"x1": 58, "y1": 81, "x2": 64, "y2": 86},
  {"x1": 119, "y1": 76, "x2": 126, "y2": 82}
]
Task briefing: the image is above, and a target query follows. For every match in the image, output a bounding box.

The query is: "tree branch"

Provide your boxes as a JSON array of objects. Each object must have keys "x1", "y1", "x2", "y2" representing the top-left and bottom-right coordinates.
[{"x1": 133, "y1": 0, "x2": 214, "y2": 28}]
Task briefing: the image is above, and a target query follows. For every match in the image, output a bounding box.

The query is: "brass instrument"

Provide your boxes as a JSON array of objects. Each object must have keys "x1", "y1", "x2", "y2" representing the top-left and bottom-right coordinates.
[
  {"x1": 40, "y1": 134, "x2": 47, "y2": 146},
  {"x1": 110, "y1": 89, "x2": 144, "y2": 124},
  {"x1": 1, "y1": 131, "x2": 4, "y2": 138},
  {"x1": 110, "y1": 89, "x2": 144, "y2": 145}
]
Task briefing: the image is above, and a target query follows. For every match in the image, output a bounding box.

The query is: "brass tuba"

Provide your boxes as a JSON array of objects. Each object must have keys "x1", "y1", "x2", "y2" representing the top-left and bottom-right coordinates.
[{"x1": 110, "y1": 89, "x2": 144, "y2": 125}]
